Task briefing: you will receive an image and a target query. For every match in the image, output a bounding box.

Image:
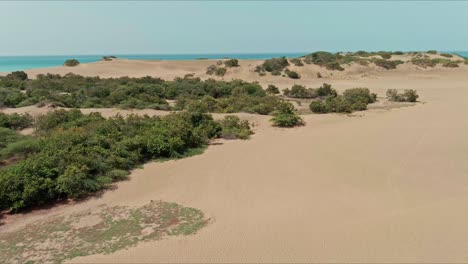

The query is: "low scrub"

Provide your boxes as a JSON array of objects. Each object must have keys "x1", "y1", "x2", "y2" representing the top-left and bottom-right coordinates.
[
  {"x1": 373, "y1": 59, "x2": 404, "y2": 70},
  {"x1": 64, "y1": 59, "x2": 80, "y2": 67},
  {"x1": 255, "y1": 57, "x2": 289, "y2": 74},
  {"x1": 206, "y1": 65, "x2": 227, "y2": 76},
  {"x1": 386, "y1": 89, "x2": 419, "y2": 102},
  {"x1": 285, "y1": 69, "x2": 300, "y2": 79},
  {"x1": 271, "y1": 101, "x2": 303, "y2": 127},
  {"x1": 290, "y1": 58, "x2": 304, "y2": 66},
  {"x1": 266, "y1": 84, "x2": 280, "y2": 94},
  {"x1": 309, "y1": 87, "x2": 376, "y2": 114},
  {"x1": 284, "y1": 83, "x2": 337, "y2": 99},
  {"x1": 0, "y1": 113, "x2": 33, "y2": 130},
  {"x1": 0, "y1": 110, "x2": 252, "y2": 211},
  {"x1": 224, "y1": 59, "x2": 239, "y2": 68},
  {"x1": 219, "y1": 115, "x2": 253, "y2": 139}
]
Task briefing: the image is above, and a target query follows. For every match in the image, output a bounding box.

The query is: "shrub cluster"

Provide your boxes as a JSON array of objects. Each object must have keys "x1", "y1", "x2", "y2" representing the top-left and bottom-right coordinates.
[
  {"x1": 266, "y1": 84, "x2": 280, "y2": 94},
  {"x1": 271, "y1": 101, "x2": 303, "y2": 127},
  {"x1": 284, "y1": 69, "x2": 300, "y2": 79},
  {"x1": 219, "y1": 115, "x2": 252, "y2": 139},
  {"x1": 284, "y1": 83, "x2": 337, "y2": 99},
  {"x1": 0, "y1": 110, "x2": 252, "y2": 211},
  {"x1": 0, "y1": 74, "x2": 271, "y2": 110},
  {"x1": 440, "y1": 53, "x2": 453, "y2": 58},
  {"x1": 255, "y1": 57, "x2": 289, "y2": 75},
  {"x1": 386, "y1": 89, "x2": 419, "y2": 102},
  {"x1": 206, "y1": 65, "x2": 227, "y2": 76},
  {"x1": 224, "y1": 59, "x2": 239, "y2": 68},
  {"x1": 290, "y1": 58, "x2": 304, "y2": 66},
  {"x1": 302, "y1": 51, "x2": 345, "y2": 71},
  {"x1": 0, "y1": 113, "x2": 33, "y2": 130},
  {"x1": 309, "y1": 87, "x2": 377, "y2": 114},
  {"x1": 373, "y1": 59, "x2": 404, "y2": 70},
  {"x1": 102, "y1": 56, "x2": 117, "y2": 61},
  {"x1": 64, "y1": 59, "x2": 80, "y2": 67}
]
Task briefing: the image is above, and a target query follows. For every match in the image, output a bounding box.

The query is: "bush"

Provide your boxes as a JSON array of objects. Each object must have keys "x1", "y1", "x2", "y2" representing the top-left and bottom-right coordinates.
[
  {"x1": 309, "y1": 87, "x2": 376, "y2": 114},
  {"x1": 316, "y1": 83, "x2": 338, "y2": 97},
  {"x1": 290, "y1": 58, "x2": 304, "y2": 66},
  {"x1": 427, "y1": 50, "x2": 438, "y2": 54},
  {"x1": 256, "y1": 57, "x2": 289, "y2": 73},
  {"x1": 6, "y1": 71, "x2": 28, "y2": 81},
  {"x1": 206, "y1": 65, "x2": 227, "y2": 76},
  {"x1": 64, "y1": 59, "x2": 80, "y2": 67},
  {"x1": 266, "y1": 84, "x2": 280, "y2": 94},
  {"x1": 285, "y1": 85, "x2": 316, "y2": 98},
  {"x1": 271, "y1": 70, "x2": 281, "y2": 76},
  {"x1": 218, "y1": 115, "x2": 252, "y2": 139},
  {"x1": 0, "y1": 113, "x2": 33, "y2": 130},
  {"x1": 380, "y1": 52, "x2": 392, "y2": 59},
  {"x1": 386, "y1": 89, "x2": 419, "y2": 102},
  {"x1": 271, "y1": 101, "x2": 303, "y2": 127},
  {"x1": 440, "y1": 53, "x2": 453, "y2": 58},
  {"x1": 102, "y1": 56, "x2": 117, "y2": 61},
  {"x1": 224, "y1": 59, "x2": 239, "y2": 68},
  {"x1": 373, "y1": 59, "x2": 404, "y2": 70},
  {"x1": 0, "y1": 110, "x2": 253, "y2": 211},
  {"x1": 285, "y1": 69, "x2": 300, "y2": 79}
]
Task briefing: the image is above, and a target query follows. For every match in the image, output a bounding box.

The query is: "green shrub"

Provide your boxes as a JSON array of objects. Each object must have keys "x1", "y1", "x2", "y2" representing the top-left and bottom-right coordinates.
[
  {"x1": 373, "y1": 59, "x2": 404, "y2": 70},
  {"x1": 256, "y1": 57, "x2": 289, "y2": 74},
  {"x1": 290, "y1": 58, "x2": 304, "y2": 66},
  {"x1": 64, "y1": 59, "x2": 80, "y2": 67},
  {"x1": 285, "y1": 69, "x2": 300, "y2": 79},
  {"x1": 442, "y1": 61, "x2": 459, "y2": 68},
  {"x1": 102, "y1": 56, "x2": 117, "y2": 61},
  {"x1": 380, "y1": 53, "x2": 392, "y2": 59},
  {"x1": 0, "y1": 110, "x2": 247, "y2": 211},
  {"x1": 0, "y1": 113, "x2": 33, "y2": 130},
  {"x1": 427, "y1": 50, "x2": 438, "y2": 54},
  {"x1": 386, "y1": 89, "x2": 419, "y2": 102},
  {"x1": 266, "y1": 84, "x2": 280, "y2": 94},
  {"x1": 218, "y1": 115, "x2": 252, "y2": 139},
  {"x1": 285, "y1": 85, "x2": 316, "y2": 98},
  {"x1": 316, "y1": 83, "x2": 338, "y2": 97},
  {"x1": 271, "y1": 70, "x2": 281, "y2": 76},
  {"x1": 411, "y1": 58, "x2": 437, "y2": 68},
  {"x1": 271, "y1": 101, "x2": 303, "y2": 127},
  {"x1": 224, "y1": 59, "x2": 239, "y2": 68},
  {"x1": 440, "y1": 53, "x2": 453, "y2": 58},
  {"x1": 309, "y1": 87, "x2": 376, "y2": 113},
  {"x1": 206, "y1": 65, "x2": 227, "y2": 76},
  {"x1": 6, "y1": 71, "x2": 28, "y2": 81}
]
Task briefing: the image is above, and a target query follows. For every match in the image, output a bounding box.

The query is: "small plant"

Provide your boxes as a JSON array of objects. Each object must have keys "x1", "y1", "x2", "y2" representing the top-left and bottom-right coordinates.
[
  {"x1": 290, "y1": 58, "x2": 304, "y2": 66},
  {"x1": 440, "y1": 53, "x2": 453, "y2": 58},
  {"x1": 266, "y1": 84, "x2": 280, "y2": 94},
  {"x1": 373, "y1": 59, "x2": 404, "y2": 70},
  {"x1": 6, "y1": 71, "x2": 28, "y2": 80},
  {"x1": 271, "y1": 101, "x2": 303, "y2": 127},
  {"x1": 224, "y1": 59, "x2": 239, "y2": 68},
  {"x1": 427, "y1": 50, "x2": 438, "y2": 54},
  {"x1": 380, "y1": 52, "x2": 392, "y2": 59},
  {"x1": 64, "y1": 59, "x2": 80, "y2": 67},
  {"x1": 285, "y1": 69, "x2": 300, "y2": 79},
  {"x1": 219, "y1": 115, "x2": 253, "y2": 139},
  {"x1": 386, "y1": 89, "x2": 419, "y2": 102}
]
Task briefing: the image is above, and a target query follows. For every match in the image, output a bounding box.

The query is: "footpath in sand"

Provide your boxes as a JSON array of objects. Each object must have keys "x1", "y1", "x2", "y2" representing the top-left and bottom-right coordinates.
[{"x1": 2, "y1": 66, "x2": 468, "y2": 262}]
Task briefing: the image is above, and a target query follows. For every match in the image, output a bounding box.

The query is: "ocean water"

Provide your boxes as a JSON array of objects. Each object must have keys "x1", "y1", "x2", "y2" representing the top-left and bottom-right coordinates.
[{"x1": 0, "y1": 51, "x2": 466, "y2": 73}]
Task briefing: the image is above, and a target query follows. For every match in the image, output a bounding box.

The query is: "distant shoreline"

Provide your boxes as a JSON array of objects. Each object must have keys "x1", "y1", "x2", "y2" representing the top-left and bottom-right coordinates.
[{"x1": 1, "y1": 51, "x2": 467, "y2": 73}]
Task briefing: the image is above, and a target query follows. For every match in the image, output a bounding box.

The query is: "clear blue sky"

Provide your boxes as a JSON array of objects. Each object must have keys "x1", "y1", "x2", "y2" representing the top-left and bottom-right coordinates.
[{"x1": 1, "y1": 1, "x2": 467, "y2": 55}]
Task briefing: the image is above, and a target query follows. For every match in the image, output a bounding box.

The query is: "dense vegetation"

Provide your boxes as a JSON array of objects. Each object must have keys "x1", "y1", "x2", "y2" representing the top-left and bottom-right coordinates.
[
  {"x1": 309, "y1": 87, "x2": 377, "y2": 114},
  {"x1": 0, "y1": 113, "x2": 33, "y2": 130},
  {"x1": 0, "y1": 74, "x2": 283, "y2": 112},
  {"x1": 386, "y1": 89, "x2": 419, "y2": 102},
  {"x1": 284, "y1": 83, "x2": 337, "y2": 99},
  {"x1": 255, "y1": 57, "x2": 290, "y2": 76},
  {"x1": 0, "y1": 110, "x2": 253, "y2": 211},
  {"x1": 271, "y1": 101, "x2": 304, "y2": 127},
  {"x1": 64, "y1": 59, "x2": 80, "y2": 67}
]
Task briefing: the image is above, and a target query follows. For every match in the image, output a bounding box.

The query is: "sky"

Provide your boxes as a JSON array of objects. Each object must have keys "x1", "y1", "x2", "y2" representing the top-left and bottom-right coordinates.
[{"x1": 1, "y1": 1, "x2": 467, "y2": 55}]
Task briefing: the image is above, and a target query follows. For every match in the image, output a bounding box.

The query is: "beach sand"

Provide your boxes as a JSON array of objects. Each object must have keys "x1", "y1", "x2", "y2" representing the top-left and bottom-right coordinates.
[{"x1": 2, "y1": 57, "x2": 468, "y2": 262}]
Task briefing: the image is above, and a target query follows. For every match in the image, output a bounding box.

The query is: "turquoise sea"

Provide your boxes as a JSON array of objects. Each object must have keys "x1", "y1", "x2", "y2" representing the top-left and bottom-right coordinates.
[{"x1": 0, "y1": 52, "x2": 466, "y2": 73}]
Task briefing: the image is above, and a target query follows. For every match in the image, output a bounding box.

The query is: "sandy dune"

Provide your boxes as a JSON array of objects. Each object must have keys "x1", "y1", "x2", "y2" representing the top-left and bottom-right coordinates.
[{"x1": 2, "y1": 60, "x2": 468, "y2": 262}]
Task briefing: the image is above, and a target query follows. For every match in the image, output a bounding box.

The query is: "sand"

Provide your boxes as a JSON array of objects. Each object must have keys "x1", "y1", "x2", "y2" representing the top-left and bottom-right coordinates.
[{"x1": 2, "y1": 58, "x2": 468, "y2": 262}]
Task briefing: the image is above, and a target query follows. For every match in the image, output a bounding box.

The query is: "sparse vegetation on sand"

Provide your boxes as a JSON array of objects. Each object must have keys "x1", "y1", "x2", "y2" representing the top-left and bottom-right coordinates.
[
  {"x1": 372, "y1": 59, "x2": 404, "y2": 70},
  {"x1": 255, "y1": 57, "x2": 290, "y2": 76},
  {"x1": 285, "y1": 69, "x2": 300, "y2": 79},
  {"x1": 0, "y1": 110, "x2": 252, "y2": 211},
  {"x1": 271, "y1": 101, "x2": 304, "y2": 127},
  {"x1": 64, "y1": 59, "x2": 80, "y2": 67},
  {"x1": 0, "y1": 201, "x2": 207, "y2": 263},
  {"x1": 290, "y1": 58, "x2": 304, "y2": 66},
  {"x1": 386, "y1": 89, "x2": 419, "y2": 102},
  {"x1": 265, "y1": 84, "x2": 280, "y2": 94},
  {"x1": 309, "y1": 87, "x2": 377, "y2": 114},
  {"x1": 206, "y1": 64, "x2": 227, "y2": 76},
  {"x1": 224, "y1": 59, "x2": 239, "y2": 68}
]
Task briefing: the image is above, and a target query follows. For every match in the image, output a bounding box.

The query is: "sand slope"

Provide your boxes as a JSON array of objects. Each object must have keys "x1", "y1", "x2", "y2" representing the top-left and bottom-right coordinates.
[{"x1": 2, "y1": 61, "x2": 468, "y2": 262}]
